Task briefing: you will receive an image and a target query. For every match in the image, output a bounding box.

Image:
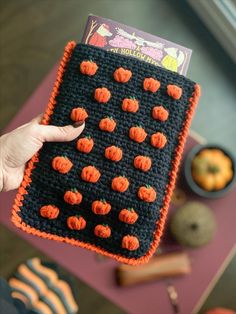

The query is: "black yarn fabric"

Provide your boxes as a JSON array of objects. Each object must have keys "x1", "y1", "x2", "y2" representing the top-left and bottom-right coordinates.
[{"x1": 19, "y1": 43, "x2": 197, "y2": 259}]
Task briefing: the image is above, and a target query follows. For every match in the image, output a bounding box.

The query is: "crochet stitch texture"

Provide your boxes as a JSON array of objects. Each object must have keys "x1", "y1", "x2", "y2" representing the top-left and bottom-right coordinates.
[{"x1": 12, "y1": 42, "x2": 200, "y2": 265}]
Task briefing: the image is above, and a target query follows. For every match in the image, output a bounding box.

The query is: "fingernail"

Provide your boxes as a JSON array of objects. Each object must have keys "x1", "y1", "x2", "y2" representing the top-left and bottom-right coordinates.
[{"x1": 73, "y1": 120, "x2": 84, "y2": 128}]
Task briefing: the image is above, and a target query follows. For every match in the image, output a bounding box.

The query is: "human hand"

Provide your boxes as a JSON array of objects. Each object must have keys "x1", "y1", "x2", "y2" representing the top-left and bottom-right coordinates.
[{"x1": 0, "y1": 114, "x2": 85, "y2": 192}]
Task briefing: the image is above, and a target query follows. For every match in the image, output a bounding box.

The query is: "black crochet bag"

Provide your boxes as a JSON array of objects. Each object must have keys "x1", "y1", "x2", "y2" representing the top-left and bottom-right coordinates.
[{"x1": 12, "y1": 42, "x2": 201, "y2": 265}]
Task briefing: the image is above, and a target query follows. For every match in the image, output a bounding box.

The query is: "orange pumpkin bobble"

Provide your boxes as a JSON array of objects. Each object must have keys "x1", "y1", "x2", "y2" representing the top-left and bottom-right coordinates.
[
  {"x1": 91, "y1": 199, "x2": 111, "y2": 215},
  {"x1": 99, "y1": 117, "x2": 116, "y2": 132},
  {"x1": 81, "y1": 166, "x2": 101, "y2": 183},
  {"x1": 64, "y1": 189, "x2": 83, "y2": 205},
  {"x1": 152, "y1": 106, "x2": 169, "y2": 121},
  {"x1": 112, "y1": 176, "x2": 129, "y2": 193},
  {"x1": 70, "y1": 107, "x2": 88, "y2": 122},
  {"x1": 122, "y1": 97, "x2": 139, "y2": 113},
  {"x1": 129, "y1": 126, "x2": 147, "y2": 143},
  {"x1": 105, "y1": 145, "x2": 123, "y2": 162},
  {"x1": 134, "y1": 155, "x2": 152, "y2": 172},
  {"x1": 52, "y1": 156, "x2": 73, "y2": 174},
  {"x1": 67, "y1": 215, "x2": 86, "y2": 230},
  {"x1": 119, "y1": 208, "x2": 138, "y2": 224},
  {"x1": 76, "y1": 136, "x2": 94, "y2": 153},
  {"x1": 114, "y1": 67, "x2": 132, "y2": 83},
  {"x1": 80, "y1": 60, "x2": 98, "y2": 76},
  {"x1": 122, "y1": 235, "x2": 140, "y2": 251},
  {"x1": 94, "y1": 224, "x2": 111, "y2": 238},
  {"x1": 138, "y1": 185, "x2": 157, "y2": 202},
  {"x1": 167, "y1": 84, "x2": 182, "y2": 100},
  {"x1": 40, "y1": 205, "x2": 60, "y2": 219},
  {"x1": 94, "y1": 87, "x2": 111, "y2": 103},
  {"x1": 143, "y1": 78, "x2": 160, "y2": 93},
  {"x1": 151, "y1": 132, "x2": 167, "y2": 149}
]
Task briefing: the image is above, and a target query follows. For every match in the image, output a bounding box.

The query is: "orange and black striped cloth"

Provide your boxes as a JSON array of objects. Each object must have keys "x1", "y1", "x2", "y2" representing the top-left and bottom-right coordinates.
[
  {"x1": 11, "y1": 42, "x2": 200, "y2": 265},
  {"x1": 8, "y1": 258, "x2": 78, "y2": 314}
]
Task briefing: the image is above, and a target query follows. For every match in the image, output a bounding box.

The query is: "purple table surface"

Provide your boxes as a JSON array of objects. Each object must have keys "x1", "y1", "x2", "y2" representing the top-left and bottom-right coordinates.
[{"x1": 1, "y1": 64, "x2": 236, "y2": 314}]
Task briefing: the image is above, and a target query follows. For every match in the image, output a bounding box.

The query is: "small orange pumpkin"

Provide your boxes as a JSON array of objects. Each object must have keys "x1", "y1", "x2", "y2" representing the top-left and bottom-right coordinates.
[
  {"x1": 114, "y1": 67, "x2": 132, "y2": 83},
  {"x1": 40, "y1": 205, "x2": 60, "y2": 219},
  {"x1": 119, "y1": 208, "x2": 138, "y2": 224},
  {"x1": 94, "y1": 87, "x2": 111, "y2": 103},
  {"x1": 94, "y1": 224, "x2": 111, "y2": 238},
  {"x1": 92, "y1": 199, "x2": 111, "y2": 215},
  {"x1": 80, "y1": 60, "x2": 98, "y2": 76},
  {"x1": 99, "y1": 117, "x2": 116, "y2": 132},
  {"x1": 122, "y1": 97, "x2": 139, "y2": 113},
  {"x1": 134, "y1": 155, "x2": 152, "y2": 172},
  {"x1": 122, "y1": 235, "x2": 140, "y2": 251},
  {"x1": 129, "y1": 126, "x2": 147, "y2": 143},
  {"x1": 151, "y1": 132, "x2": 167, "y2": 149},
  {"x1": 138, "y1": 185, "x2": 157, "y2": 202},
  {"x1": 52, "y1": 156, "x2": 73, "y2": 174},
  {"x1": 105, "y1": 146, "x2": 123, "y2": 162},
  {"x1": 67, "y1": 215, "x2": 86, "y2": 230},
  {"x1": 64, "y1": 189, "x2": 83, "y2": 205},
  {"x1": 152, "y1": 106, "x2": 169, "y2": 121},
  {"x1": 143, "y1": 78, "x2": 160, "y2": 93},
  {"x1": 167, "y1": 84, "x2": 182, "y2": 100},
  {"x1": 81, "y1": 166, "x2": 101, "y2": 183},
  {"x1": 70, "y1": 107, "x2": 88, "y2": 122},
  {"x1": 76, "y1": 136, "x2": 94, "y2": 153},
  {"x1": 112, "y1": 176, "x2": 129, "y2": 193}
]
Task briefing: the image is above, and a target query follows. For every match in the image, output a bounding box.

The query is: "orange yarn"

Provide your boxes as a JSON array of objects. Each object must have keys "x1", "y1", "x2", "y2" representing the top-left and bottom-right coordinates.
[
  {"x1": 94, "y1": 87, "x2": 111, "y2": 103},
  {"x1": 152, "y1": 106, "x2": 169, "y2": 121},
  {"x1": 11, "y1": 40, "x2": 201, "y2": 265},
  {"x1": 67, "y1": 216, "x2": 86, "y2": 230},
  {"x1": 112, "y1": 176, "x2": 129, "y2": 192},
  {"x1": 105, "y1": 146, "x2": 123, "y2": 162},
  {"x1": 138, "y1": 185, "x2": 157, "y2": 202},
  {"x1": 81, "y1": 166, "x2": 101, "y2": 183},
  {"x1": 40, "y1": 205, "x2": 60, "y2": 219},
  {"x1": 94, "y1": 224, "x2": 111, "y2": 238},
  {"x1": 143, "y1": 78, "x2": 160, "y2": 93},
  {"x1": 70, "y1": 107, "x2": 88, "y2": 122},
  {"x1": 151, "y1": 132, "x2": 167, "y2": 149},
  {"x1": 99, "y1": 117, "x2": 116, "y2": 132},
  {"x1": 129, "y1": 126, "x2": 147, "y2": 143},
  {"x1": 80, "y1": 60, "x2": 98, "y2": 76},
  {"x1": 91, "y1": 199, "x2": 111, "y2": 215},
  {"x1": 122, "y1": 97, "x2": 139, "y2": 113},
  {"x1": 52, "y1": 156, "x2": 73, "y2": 174},
  {"x1": 167, "y1": 84, "x2": 182, "y2": 100},
  {"x1": 64, "y1": 190, "x2": 83, "y2": 205},
  {"x1": 119, "y1": 208, "x2": 138, "y2": 224},
  {"x1": 122, "y1": 235, "x2": 139, "y2": 251},
  {"x1": 114, "y1": 67, "x2": 132, "y2": 83},
  {"x1": 133, "y1": 155, "x2": 152, "y2": 172},
  {"x1": 76, "y1": 136, "x2": 94, "y2": 153}
]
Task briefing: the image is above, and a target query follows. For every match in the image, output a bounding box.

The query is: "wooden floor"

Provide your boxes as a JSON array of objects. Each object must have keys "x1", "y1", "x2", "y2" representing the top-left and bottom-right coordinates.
[{"x1": 0, "y1": 0, "x2": 235, "y2": 313}]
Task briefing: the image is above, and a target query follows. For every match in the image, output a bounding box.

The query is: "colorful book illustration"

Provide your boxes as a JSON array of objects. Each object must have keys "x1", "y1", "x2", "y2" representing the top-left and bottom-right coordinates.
[{"x1": 81, "y1": 15, "x2": 192, "y2": 75}]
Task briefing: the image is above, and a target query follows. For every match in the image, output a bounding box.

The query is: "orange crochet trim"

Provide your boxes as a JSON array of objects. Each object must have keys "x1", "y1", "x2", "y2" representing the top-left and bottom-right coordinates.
[{"x1": 11, "y1": 41, "x2": 201, "y2": 265}]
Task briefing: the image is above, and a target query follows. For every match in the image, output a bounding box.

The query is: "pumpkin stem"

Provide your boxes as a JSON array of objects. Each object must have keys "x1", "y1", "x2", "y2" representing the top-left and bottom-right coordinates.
[
  {"x1": 100, "y1": 198, "x2": 106, "y2": 203},
  {"x1": 145, "y1": 184, "x2": 151, "y2": 188},
  {"x1": 208, "y1": 164, "x2": 220, "y2": 174},
  {"x1": 102, "y1": 223, "x2": 108, "y2": 227}
]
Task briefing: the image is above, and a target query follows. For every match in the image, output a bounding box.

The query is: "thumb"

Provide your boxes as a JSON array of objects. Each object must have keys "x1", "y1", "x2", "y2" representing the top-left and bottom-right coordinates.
[{"x1": 36, "y1": 121, "x2": 85, "y2": 142}]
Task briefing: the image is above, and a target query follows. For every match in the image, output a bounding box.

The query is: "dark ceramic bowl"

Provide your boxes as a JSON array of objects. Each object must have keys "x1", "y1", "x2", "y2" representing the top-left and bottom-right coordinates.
[{"x1": 184, "y1": 144, "x2": 236, "y2": 198}]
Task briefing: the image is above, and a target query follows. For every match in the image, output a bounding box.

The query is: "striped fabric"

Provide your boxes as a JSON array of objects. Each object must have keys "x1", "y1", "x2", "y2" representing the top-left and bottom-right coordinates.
[{"x1": 8, "y1": 258, "x2": 78, "y2": 314}]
